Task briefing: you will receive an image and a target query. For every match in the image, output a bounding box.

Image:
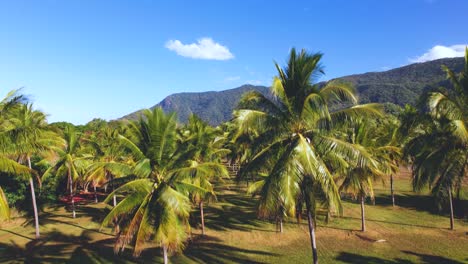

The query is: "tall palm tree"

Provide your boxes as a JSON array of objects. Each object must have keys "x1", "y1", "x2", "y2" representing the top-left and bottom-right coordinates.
[
  {"x1": 175, "y1": 114, "x2": 230, "y2": 235},
  {"x1": 405, "y1": 48, "x2": 468, "y2": 230},
  {"x1": 101, "y1": 108, "x2": 202, "y2": 263},
  {"x1": 234, "y1": 48, "x2": 381, "y2": 264},
  {"x1": 5, "y1": 104, "x2": 57, "y2": 238},
  {"x1": 0, "y1": 90, "x2": 32, "y2": 221},
  {"x1": 338, "y1": 120, "x2": 399, "y2": 232},
  {"x1": 84, "y1": 127, "x2": 132, "y2": 204},
  {"x1": 43, "y1": 125, "x2": 87, "y2": 218}
]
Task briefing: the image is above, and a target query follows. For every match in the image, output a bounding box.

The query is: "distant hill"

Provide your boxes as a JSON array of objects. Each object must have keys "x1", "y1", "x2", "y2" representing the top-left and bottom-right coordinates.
[
  {"x1": 120, "y1": 57, "x2": 464, "y2": 125},
  {"x1": 338, "y1": 57, "x2": 464, "y2": 106},
  {"x1": 120, "y1": 85, "x2": 270, "y2": 125}
]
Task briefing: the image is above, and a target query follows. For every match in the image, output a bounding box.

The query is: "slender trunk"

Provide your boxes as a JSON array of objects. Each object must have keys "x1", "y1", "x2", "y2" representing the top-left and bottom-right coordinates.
[
  {"x1": 163, "y1": 245, "x2": 168, "y2": 264},
  {"x1": 390, "y1": 174, "x2": 395, "y2": 207},
  {"x1": 360, "y1": 195, "x2": 366, "y2": 232},
  {"x1": 68, "y1": 167, "x2": 76, "y2": 219},
  {"x1": 279, "y1": 217, "x2": 283, "y2": 233},
  {"x1": 296, "y1": 202, "x2": 302, "y2": 225},
  {"x1": 27, "y1": 156, "x2": 40, "y2": 239},
  {"x1": 448, "y1": 185, "x2": 454, "y2": 230},
  {"x1": 200, "y1": 201, "x2": 205, "y2": 235},
  {"x1": 306, "y1": 208, "x2": 318, "y2": 264},
  {"x1": 111, "y1": 175, "x2": 117, "y2": 207},
  {"x1": 94, "y1": 184, "x2": 98, "y2": 203}
]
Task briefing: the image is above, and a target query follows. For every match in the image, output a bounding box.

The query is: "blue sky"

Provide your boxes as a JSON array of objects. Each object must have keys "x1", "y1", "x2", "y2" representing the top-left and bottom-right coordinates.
[{"x1": 0, "y1": 0, "x2": 467, "y2": 124}]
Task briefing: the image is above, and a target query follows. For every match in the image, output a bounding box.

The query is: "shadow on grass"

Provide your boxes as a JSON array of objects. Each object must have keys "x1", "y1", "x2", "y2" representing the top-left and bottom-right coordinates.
[
  {"x1": 0, "y1": 229, "x2": 158, "y2": 263},
  {"x1": 178, "y1": 235, "x2": 278, "y2": 264},
  {"x1": 336, "y1": 252, "x2": 414, "y2": 264},
  {"x1": 340, "y1": 215, "x2": 442, "y2": 230},
  {"x1": 377, "y1": 194, "x2": 467, "y2": 219},
  {"x1": 0, "y1": 228, "x2": 34, "y2": 241},
  {"x1": 402, "y1": 251, "x2": 466, "y2": 264},
  {"x1": 336, "y1": 251, "x2": 465, "y2": 264},
  {"x1": 19, "y1": 204, "x2": 113, "y2": 237},
  {"x1": 203, "y1": 193, "x2": 264, "y2": 232}
]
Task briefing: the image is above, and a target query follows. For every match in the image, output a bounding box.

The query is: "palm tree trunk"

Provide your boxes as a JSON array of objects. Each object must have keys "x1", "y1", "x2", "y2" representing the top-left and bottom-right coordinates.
[
  {"x1": 360, "y1": 195, "x2": 366, "y2": 232},
  {"x1": 390, "y1": 174, "x2": 395, "y2": 207},
  {"x1": 306, "y1": 208, "x2": 318, "y2": 264},
  {"x1": 94, "y1": 184, "x2": 98, "y2": 203},
  {"x1": 200, "y1": 201, "x2": 205, "y2": 235},
  {"x1": 279, "y1": 217, "x2": 283, "y2": 233},
  {"x1": 296, "y1": 201, "x2": 302, "y2": 225},
  {"x1": 27, "y1": 156, "x2": 40, "y2": 239},
  {"x1": 163, "y1": 245, "x2": 168, "y2": 264},
  {"x1": 448, "y1": 185, "x2": 454, "y2": 230},
  {"x1": 68, "y1": 167, "x2": 76, "y2": 218},
  {"x1": 111, "y1": 175, "x2": 117, "y2": 207}
]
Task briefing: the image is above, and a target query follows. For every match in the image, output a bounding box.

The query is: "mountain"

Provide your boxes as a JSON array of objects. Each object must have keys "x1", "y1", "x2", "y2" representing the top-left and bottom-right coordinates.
[
  {"x1": 120, "y1": 85, "x2": 270, "y2": 125},
  {"x1": 337, "y1": 57, "x2": 464, "y2": 106},
  {"x1": 120, "y1": 57, "x2": 464, "y2": 125}
]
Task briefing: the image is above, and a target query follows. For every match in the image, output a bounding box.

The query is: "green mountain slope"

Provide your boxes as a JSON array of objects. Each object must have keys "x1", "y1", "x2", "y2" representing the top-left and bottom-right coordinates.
[
  {"x1": 121, "y1": 57, "x2": 464, "y2": 125},
  {"x1": 338, "y1": 57, "x2": 464, "y2": 106},
  {"x1": 121, "y1": 85, "x2": 270, "y2": 125}
]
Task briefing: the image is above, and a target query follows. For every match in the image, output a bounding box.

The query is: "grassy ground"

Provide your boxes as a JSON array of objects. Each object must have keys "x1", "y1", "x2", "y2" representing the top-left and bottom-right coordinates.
[{"x1": 0, "y1": 170, "x2": 467, "y2": 264}]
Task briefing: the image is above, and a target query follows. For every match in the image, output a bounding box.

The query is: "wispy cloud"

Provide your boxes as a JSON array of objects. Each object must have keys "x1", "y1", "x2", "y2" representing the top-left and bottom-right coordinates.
[
  {"x1": 409, "y1": 44, "x2": 467, "y2": 63},
  {"x1": 165, "y1": 38, "x2": 234, "y2": 60},
  {"x1": 224, "y1": 76, "x2": 241, "y2": 82},
  {"x1": 246, "y1": 80, "x2": 264, "y2": 85}
]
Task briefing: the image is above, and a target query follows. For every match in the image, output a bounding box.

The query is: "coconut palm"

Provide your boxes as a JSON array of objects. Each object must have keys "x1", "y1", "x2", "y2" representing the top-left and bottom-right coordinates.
[
  {"x1": 234, "y1": 48, "x2": 381, "y2": 263},
  {"x1": 338, "y1": 120, "x2": 399, "y2": 231},
  {"x1": 405, "y1": 48, "x2": 468, "y2": 230},
  {"x1": 102, "y1": 108, "x2": 202, "y2": 263},
  {"x1": 0, "y1": 90, "x2": 31, "y2": 221},
  {"x1": 84, "y1": 127, "x2": 133, "y2": 204},
  {"x1": 43, "y1": 125, "x2": 87, "y2": 218},
  {"x1": 5, "y1": 104, "x2": 58, "y2": 238},
  {"x1": 175, "y1": 114, "x2": 230, "y2": 235}
]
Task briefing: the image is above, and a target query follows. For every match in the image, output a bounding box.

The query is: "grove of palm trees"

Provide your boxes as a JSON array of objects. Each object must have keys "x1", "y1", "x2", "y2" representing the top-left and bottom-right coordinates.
[{"x1": 0, "y1": 48, "x2": 467, "y2": 264}]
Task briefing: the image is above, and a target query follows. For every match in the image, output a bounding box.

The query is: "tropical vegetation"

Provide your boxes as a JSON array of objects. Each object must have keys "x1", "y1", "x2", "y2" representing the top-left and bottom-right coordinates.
[{"x1": 0, "y1": 48, "x2": 466, "y2": 264}]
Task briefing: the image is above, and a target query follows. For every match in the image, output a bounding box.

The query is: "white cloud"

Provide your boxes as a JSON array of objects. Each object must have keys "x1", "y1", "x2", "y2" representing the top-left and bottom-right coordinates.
[
  {"x1": 165, "y1": 38, "x2": 234, "y2": 60},
  {"x1": 224, "y1": 76, "x2": 241, "y2": 82},
  {"x1": 409, "y1": 44, "x2": 467, "y2": 63},
  {"x1": 246, "y1": 80, "x2": 264, "y2": 85}
]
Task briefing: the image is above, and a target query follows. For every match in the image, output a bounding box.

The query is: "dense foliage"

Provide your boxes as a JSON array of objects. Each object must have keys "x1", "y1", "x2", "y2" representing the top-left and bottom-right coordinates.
[{"x1": 0, "y1": 48, "x2": 466, "y2": 264}]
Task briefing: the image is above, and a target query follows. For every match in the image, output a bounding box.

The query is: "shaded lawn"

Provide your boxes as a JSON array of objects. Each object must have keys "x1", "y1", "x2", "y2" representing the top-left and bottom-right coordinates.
[{"x1": 0, "y1": 172, "x2": 467, "y2": 263}]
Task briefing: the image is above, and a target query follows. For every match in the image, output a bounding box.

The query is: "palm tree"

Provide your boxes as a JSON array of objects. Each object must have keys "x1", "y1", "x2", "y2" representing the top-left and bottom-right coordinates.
[
  {"x1": 234, "y1": 48, "x2": 381, "y2": 263},
  {"x1": 0, "y1": 90, "x2": 32, "y2": 221},
  {"x1": 101, "y1": 108, "x2": 201, "y2": 263},
  {"x1": 84, "y1": 127, "x2": 132, "y2": 204},
  {"x1": 43, "y1": 125, "x2": 87, "y2": 218},
  {"x1": 404, "y1": 48, "x2": 468, "y2": 230},
  {"x1": 5, "y1": 104, "x2": 57, "y2": 238},
  {"x1": 338, "y1": 120, "x2": 399, "y2": 232},
  {"x1": 175, "y1": 114, "x2": 230, "y2": 235}
]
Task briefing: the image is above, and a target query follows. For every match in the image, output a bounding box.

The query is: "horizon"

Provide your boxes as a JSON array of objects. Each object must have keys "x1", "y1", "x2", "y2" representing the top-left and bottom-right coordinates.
[{"x1": 1, "y1": 1, "x2": 467, "y2": 124}]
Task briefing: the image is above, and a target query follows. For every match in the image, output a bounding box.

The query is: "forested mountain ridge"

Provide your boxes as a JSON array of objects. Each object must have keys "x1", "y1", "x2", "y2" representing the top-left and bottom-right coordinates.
[
  {"x1": 120, "y1": 57, "x2": 464, "y2": 125},
  {"x1": 121, "y1": 85, "x2": 270, "y2": 125},
  {"x1": 338, "y1": 57, "x2": 464, "y2": 106}
]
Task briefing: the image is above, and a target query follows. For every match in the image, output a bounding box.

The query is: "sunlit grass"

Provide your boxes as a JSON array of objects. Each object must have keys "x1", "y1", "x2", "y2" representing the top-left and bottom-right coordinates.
[{"x1": 0, "y1": 170, "x2": 467, "y2": 263}]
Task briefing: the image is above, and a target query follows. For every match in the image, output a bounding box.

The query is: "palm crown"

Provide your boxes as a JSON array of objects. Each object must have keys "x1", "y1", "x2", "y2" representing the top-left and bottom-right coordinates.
[{"x1": 234, "y1": 48, "x2": 382, "y2": 264}]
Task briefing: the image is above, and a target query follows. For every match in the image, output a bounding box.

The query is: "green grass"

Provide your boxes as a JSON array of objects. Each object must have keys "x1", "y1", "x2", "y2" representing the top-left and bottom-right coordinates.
[{"x1": 0, "y1": 172, "x2": 467, "y2": 264}]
